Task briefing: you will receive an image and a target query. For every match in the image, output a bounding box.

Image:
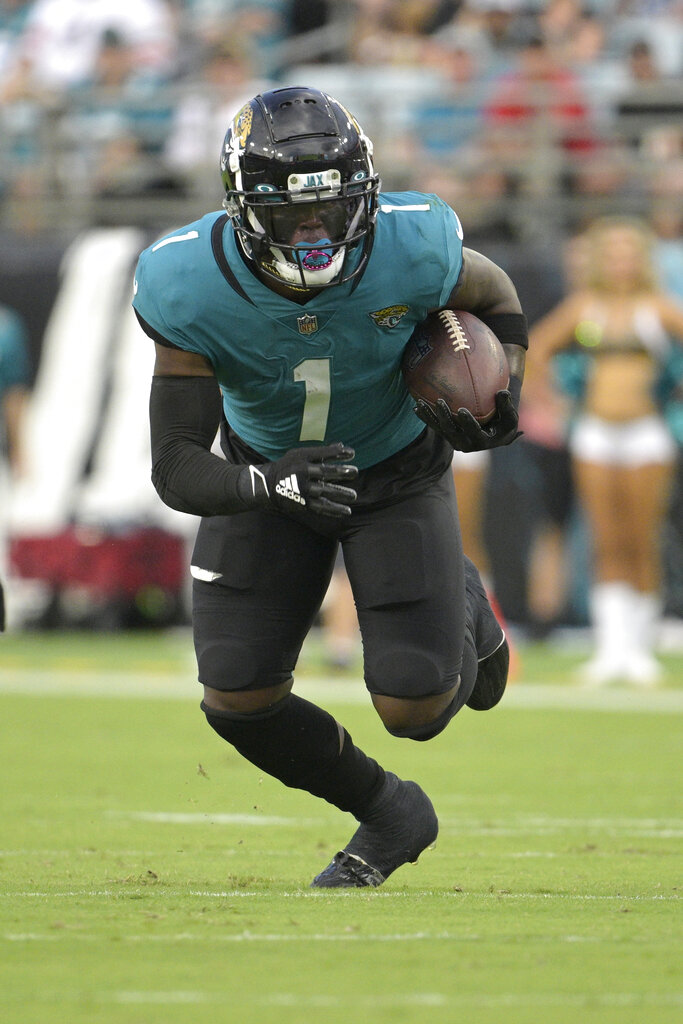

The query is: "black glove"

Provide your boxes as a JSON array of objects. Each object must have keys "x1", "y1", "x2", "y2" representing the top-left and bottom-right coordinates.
[
  {"x1": 414, "y1": 389, "x2": 522, "y2": 453},
  {"x1": 237, "y1": 442, "x2": 358, "y2": 517}
]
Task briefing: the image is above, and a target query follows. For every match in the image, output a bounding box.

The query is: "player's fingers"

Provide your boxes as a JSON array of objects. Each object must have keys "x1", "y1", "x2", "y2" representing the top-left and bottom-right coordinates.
[
  {"x1": 308, "y1": 479, "x2": 357, "y2": 502},
  {"x1": 414, "y1": 400, "x2": 438, "y2": 430},
  {"x1": 494, "y1": 390, "x2": 516, "y2": 420},
  {"x1": 308, "y1": 462, "x2": 358, "y2": 485},
  {"x1": 321, "y1": 483, "x2": 357, "y2": 503},
  {"x1": 321, "y1": 462, "x2": 358, "y2": 481},
  {"x1": 454, "y1": 407, "x2": 484, "y2": 440},
  {"x1": 310, "y1": 495, "x2": 354, "y2": 517},
  {"x1": 316, "y1": 442, "x2": 356, "y2": 462},
  {"x1": 434, "y1": 399, "x2": 461, "y2": 433}
]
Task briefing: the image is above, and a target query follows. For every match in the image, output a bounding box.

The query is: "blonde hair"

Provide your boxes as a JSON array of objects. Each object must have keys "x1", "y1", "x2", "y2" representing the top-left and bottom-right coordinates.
[{"x1": 581, "y1": 216, "x2": 658, "y2": 292}]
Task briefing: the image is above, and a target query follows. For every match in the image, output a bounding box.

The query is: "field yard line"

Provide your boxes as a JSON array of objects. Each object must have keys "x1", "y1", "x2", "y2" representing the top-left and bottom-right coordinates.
[
  {"x1": 5, "y1": 891, "x2": 679, "y2": 903},
  {"x1": 261, "y1": 992, "x2": 683, "y2": 1008},
  {"x1": 110, "y1": 810, "x2": 323, "y2": 826},
  {"x1": 95, "y1": 991, "x2": 683, "y2": 1008},
  {"x1": 0, "y1": 669, "x2": 682, "y2": 713},
  {"x1": 2, "y1": 986, "x2": 680, "y2": 1009},
  {"x1": 110, "y1": 991, "x2": 449, "y2": 1006},
  {"x1": 108, "y1": 809, "x2": 683, "y2": 831}
]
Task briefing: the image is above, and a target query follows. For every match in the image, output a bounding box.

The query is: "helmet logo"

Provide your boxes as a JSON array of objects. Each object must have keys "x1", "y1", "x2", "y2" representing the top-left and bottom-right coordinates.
[{"x1": 233, "y1": 103, "x2": 253, "y2": 150}]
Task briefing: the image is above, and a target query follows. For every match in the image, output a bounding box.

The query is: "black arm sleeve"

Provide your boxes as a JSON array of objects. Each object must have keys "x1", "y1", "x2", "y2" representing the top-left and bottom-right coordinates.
[{"x1": 149, "y1": 375, "x2": 251, "y2": 516}]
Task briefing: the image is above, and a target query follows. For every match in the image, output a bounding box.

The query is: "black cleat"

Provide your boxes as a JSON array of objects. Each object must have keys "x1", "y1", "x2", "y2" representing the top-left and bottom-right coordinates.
[
  {"x1": 311, "y1": 851, "x2": 385, "y2": 888},
  {"x1": 467, "y1": 636, "x2": 509, "y2": 710},
  {"x1": 310, "y1": 772, "x2": 438, "y2": 889},
  {"x1": 463, "y1": 556, "x2": 509, "y2": 711}
]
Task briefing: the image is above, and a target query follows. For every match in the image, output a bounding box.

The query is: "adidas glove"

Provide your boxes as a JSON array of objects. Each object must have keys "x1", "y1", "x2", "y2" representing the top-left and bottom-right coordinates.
[
  {"x1": 415, "y1": 385, "x2": 522, "y2": 454},
  {"x1": 237, "y1": 443, "x2": 359, "y2": 518}
]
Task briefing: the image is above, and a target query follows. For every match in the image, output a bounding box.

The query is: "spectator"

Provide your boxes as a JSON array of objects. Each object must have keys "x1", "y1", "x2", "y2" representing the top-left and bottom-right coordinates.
[
  {"x1": 615, "y1": 39, "x2": 683, "y2": 159},
  {"x1": 407, "y1": 32, "x2": 491, "y2": 160},
  {"x1": 11, "y1": 0, "x2": 176, "y2": 94},
  {"x1": 0, "y1": 302, "x2": 31, "y2": 612},
  {"x1": 650, "y1": 181, "x2": 683, "y2": 302},
  {"x1": 62, "y1": 28, "x2": 175, "y2": 200},
  {"x1": 527, "y1": 216, "x2": 683, "y2": 685},
  {"x1": 349, "y1": 0, "x2": 460, "y2": 66},
  {"x1": 608, "y1": 0, "x2": 683, "y2": 78},
  {"x1": 457, "y1": 0, "x2": 531, "y2": 60},
  {"x1": 164, "y1": 36, "x2": 271, "y2": 192},
  {"x1": 0, "y1": 301, "x2": 29, "y2": 478},
  {"x1": 517, "y1": 233, "x2": 584, "y2": 638},
  {"x1": 184, "y1": 2, "x2": 285, "y2": 78},
  {"x1": 484, "y1": 27, "x2": 597, "y2": 168},
  {"x1": 0, "y1": 0, "x2": 32, "y2": 83}
]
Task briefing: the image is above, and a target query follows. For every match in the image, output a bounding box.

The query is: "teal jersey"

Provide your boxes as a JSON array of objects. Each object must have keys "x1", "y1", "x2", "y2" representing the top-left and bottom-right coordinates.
[{"x1": 133, "y1": 191, "x2": 463, "y2": 469}]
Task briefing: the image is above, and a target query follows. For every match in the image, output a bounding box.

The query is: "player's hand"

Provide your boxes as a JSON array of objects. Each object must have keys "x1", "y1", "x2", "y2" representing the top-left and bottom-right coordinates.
[
  {"x1": 415, "y1": 390, "x2": 522, "y2": 453},
  {"x1": 238, "y1": 443, "x2": 358, "y2": 517}
]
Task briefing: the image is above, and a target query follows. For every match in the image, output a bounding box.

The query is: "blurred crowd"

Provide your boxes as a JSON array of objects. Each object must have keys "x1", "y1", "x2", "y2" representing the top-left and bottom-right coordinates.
[
  {"x1": 0, "y1": 0, "x2": 681, "y2": 238},
  {"x1": 1, "y1": 0, "x2": 682, "y2": 658}
]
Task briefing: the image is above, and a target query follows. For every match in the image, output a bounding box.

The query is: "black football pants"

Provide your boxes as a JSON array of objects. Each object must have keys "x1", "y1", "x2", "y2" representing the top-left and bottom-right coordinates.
[{"x1": 192, "y1": 467, "x2": 469, "y2": 701}]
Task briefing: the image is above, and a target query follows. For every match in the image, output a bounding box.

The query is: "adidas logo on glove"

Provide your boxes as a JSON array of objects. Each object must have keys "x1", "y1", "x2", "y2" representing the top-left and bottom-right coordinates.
[{"x1": 275, "y1": 473, "x2": 306, "y2": 505}]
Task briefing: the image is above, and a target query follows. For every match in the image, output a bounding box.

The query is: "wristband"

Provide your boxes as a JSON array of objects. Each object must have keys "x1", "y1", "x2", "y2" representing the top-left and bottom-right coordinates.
[{"x1": 480, "y1": 312, "x2": 528, "y2": 350}]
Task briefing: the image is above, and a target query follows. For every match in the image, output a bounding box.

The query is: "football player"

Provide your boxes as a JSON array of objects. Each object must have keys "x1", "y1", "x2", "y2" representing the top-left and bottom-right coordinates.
[{"x1": 134, "y1": 87, "x2": 527, "y2": 887}]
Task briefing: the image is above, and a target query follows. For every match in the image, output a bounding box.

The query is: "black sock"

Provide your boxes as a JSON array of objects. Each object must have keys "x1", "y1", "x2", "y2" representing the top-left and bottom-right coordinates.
[{"x1": 201, "y1": 693, "x2": 385, "y2": 819}]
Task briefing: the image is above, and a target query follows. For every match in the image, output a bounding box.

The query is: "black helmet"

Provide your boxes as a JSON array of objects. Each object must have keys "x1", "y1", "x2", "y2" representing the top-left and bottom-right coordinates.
[{"x1": 220, "y1": 86, "x2": 380, "y2": 288}]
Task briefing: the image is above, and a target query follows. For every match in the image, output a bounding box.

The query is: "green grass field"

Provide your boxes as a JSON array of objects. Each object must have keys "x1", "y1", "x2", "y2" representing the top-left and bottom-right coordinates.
[{"x1": 1, "y1": 630, "x2": 681, "y2": 1024}]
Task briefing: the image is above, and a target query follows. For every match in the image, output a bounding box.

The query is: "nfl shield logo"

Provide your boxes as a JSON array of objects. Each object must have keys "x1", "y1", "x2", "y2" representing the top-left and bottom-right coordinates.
[{"x1": 297, "y1": 313, "x2": 318, "y2": 335}]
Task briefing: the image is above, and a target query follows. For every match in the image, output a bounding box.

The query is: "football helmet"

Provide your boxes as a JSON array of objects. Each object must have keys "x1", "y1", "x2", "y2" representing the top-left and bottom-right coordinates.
[{"x1": 220, "y1": 87, "x2": 380, "y2": 289}]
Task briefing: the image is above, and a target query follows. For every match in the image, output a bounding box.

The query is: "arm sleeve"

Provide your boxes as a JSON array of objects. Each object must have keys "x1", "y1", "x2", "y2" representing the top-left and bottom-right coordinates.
[{"x1": 150, "y1": 376, "x2": 251, "y2": 516}]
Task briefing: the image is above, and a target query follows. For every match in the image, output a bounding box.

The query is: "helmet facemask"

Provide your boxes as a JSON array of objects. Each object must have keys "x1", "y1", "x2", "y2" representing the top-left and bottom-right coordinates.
[
  {"x1": 220, "y1": 88, "x2": 380, "y2": 290},
  {"x1": 230, "y1": 175, "x2": 376, "y2": 288}
]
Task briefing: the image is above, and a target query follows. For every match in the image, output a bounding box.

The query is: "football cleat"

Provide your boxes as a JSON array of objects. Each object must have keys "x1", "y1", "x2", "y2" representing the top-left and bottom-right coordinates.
[
  {"x1": 310, "y1": 772, "x2": 438, "y2": 889},
  {"x1": 467, "y1": 636, "x2": 510, "y2": 710},
  {"x1": 311, "y1": 851, "x2": 385, "y2": 888},
  {"x1": 463, "y1": 556, "x2": 509, "y2": 710}
]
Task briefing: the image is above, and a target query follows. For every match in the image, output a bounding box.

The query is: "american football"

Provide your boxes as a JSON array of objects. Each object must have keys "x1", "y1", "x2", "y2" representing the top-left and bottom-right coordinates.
[{"x1": 402, "y1": 309, "x2": 510, "y2": 424}]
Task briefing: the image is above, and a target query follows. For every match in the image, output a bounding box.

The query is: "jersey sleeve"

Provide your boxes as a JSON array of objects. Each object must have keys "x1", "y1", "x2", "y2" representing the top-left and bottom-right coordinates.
[
  {"x1": 378, "y1": 192, "x2": 464, "y2": 311},
  {"x1": 435, "y1": 199, "x2": 464, "y2": 308},
  {"x1": 132, "y1": 220, "x2": 215, "y2": 357},
  {"x1": 133, "y1": 246, "x2": 194, "y2": 352}
]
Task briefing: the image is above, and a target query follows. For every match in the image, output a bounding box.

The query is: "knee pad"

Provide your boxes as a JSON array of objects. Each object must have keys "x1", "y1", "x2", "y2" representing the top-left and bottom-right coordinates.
[
  {"x1": 365, "y1": 647, "x2": 457, "y2": 700},
  {"x1": 385, "y1": 689, "x2": 462, "y2": 742},
  {"x1": 197, "y1": 641, "x2": 263, "y2": 691}
]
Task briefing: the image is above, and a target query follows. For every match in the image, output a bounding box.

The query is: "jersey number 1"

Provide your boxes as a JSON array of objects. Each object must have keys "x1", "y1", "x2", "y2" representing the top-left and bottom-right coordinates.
[{"x1": 293, "y1": 358, "x2": 331, "y2": 441}]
